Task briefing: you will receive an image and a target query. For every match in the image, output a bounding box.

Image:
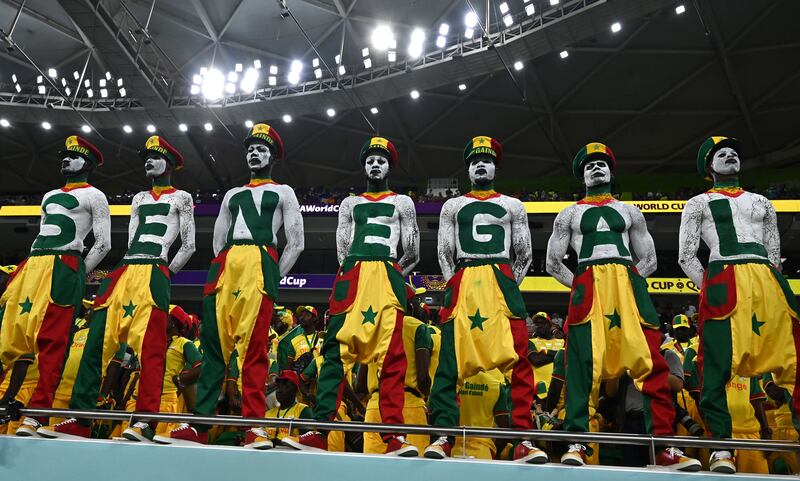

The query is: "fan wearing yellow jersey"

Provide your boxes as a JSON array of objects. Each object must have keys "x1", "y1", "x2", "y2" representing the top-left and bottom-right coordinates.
[
  {"x1": 246, "y1": 370, "x2": 313, "y2": 450},
  {"x1": 452, "y1": 369, "x2": 511, "y2": 460},
  {"x1": 762, "y1": 374, "x2": 798, "y2": 474}
]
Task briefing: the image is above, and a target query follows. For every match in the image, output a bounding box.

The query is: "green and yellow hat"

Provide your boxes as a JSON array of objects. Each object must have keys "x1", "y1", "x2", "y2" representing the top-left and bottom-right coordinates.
[
  {"x1": 243, "y1": 123, "x2": 284, "y2": 160},
  {"x1": 60, "y1": 135, "x2": 104, "y2": 167},
  {"x1": 532, "y1": 311, "x2": 551, "y2": 322},
  {"x1": 696, "y1": 136, "x2": 740, "y2": 178},
  {"x1": 572, "y1": 142, "x2": 616, "y2": 179},
  {"x1": 359, "y1": 137, "x2": 398, "y2": 168},
  {"x1": 672, "y1": 314, "x2": 690, "y2": 330},
  {"x1": 139, "y1": 135, "x2": 184, "y2": 170},
  {"x1": 463, "y1": 135, "x2": 503, "y2": 165}
]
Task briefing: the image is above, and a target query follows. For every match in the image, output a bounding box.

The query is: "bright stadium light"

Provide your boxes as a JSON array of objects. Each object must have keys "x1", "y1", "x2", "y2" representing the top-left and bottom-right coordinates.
[
  {"x1": 439, "y1": 23, "x2": 450, "y2": 36},
  {"x1": 227, "y1": 71, "x2": 238, "y2": 83},
  {"x1": 550, "y1": 0, "x2": 559, "y2": 5},
  {"x1": 73, "y1": 70, "x2": 80, "y2": 80},
  {"x1": 119, "y1": 87, "x2": 127, "y2": 97},
  {"x1": 503, "y1": 14, "x2": 513, "y2": 27},
  {"x1": 240, "y1": 68, "x2": 258, "y2": 93},
  {"x1": 326, "y1": 108, "x2": 335, "y2": 117},
  {"x1": 465, "y1": 11, "x2": 478, "y2": 28},
  {"x1": 0, "y1": 119, "x2": 9, "y2": 127},
  {"x1": 42, "y1": 121, "x2": 51, "y2": 130},
  {"x1": 282, "y1": 114, "x2": 292, "y2": 123},
  {"x1": 464, "y1": 28, "x2": 474, "y2": 39},
  {"x1": 190, "y1": 84, "x2": 200, "y2": 95},
  {"x1": 525, "y1": 3, "x2": 535, "y2": 16},
  {"x1": 86, "y1": 88, "x2": 94, "y2": 98},
  {"x1": 560, "y1": 50, "x2": 569, "y2": 59},
  {"x1": 499, "y1": 2, "x2": 509, "y2": 14},
  {"x1": 408, "y1": 28, "x2": 425, "y2": 58},
  {"x1": 38, "y1": 85, "x2": 46, "y2": 94},
  {"x1": 675, "y1": 4, "x2": 686, "y2": 14},
  {"x1": 253, "y1": 59, "x2": 262, "y2": 69},
  {"x1": 611, "y1": 22, "x2": 622, "y2": 33},
  {"x1": 371, "y1": 25, "x2": 394, "y2": 51},
  {"x1": 245, "y1": 120, "x2": 254, "y2": 128},
  {"x1": 235, "y1": 63, "x2": 243, "y2": 72},
  {"x1": 436, "y1": 35, "x2": 446, "y2": 48},
  {"x1": 179, "y1": 123, "x2": 188, "y2": 132},
  {"x1": 370, "y1": 107, "x2": 379, "y2": 114},
  {"x1": 225, "y1": 82, "x2": 236, "y2": 94},
  {"x1": 100, "y1": 88, "x2": 108, "y2": 98},
  {"x1": 410, "y1": 89, "x2": 420, "y2": 99},
  {"x1": 513, "y1": 60, "x2": 524, "y2": 70},
  {"x1": 146, "y1": 124, "x2": 156, "y2": 133},
  {"x1": 48, "y1": 68, "x2": 57, "y2": 78},
  {"x1": 204, "y1": 122, "x2": 213, "y2": 131},
  {"x1": 338, "y1": 65, "x2": 346, "y2": 75},
  {"x1": 81, "y1": 124, "x2": 91, "y2": 133},
  {"x1": 363, "y1": 58, "x2": 372, "y2": 69},
  {"x1": 123, "y1": 125, "x2": 132, "y2": 133},
  {"x1": 458, "y1": 83, "x2": 467, "y2": 91},
  {"x1": 201, "y1": 68, "x2": 225, "y2": 100}
]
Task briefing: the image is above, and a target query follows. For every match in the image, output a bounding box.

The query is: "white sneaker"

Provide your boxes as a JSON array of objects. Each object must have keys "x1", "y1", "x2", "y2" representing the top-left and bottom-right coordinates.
[
  {"x1": 243, "y1": 428, "x2": 274, "y2": 450},
  {"x1": 709, "y1": 450, "x2": 736, "y2": 474},
  {"x1": 15, "y1": 417, "x2": 41, "y2": 437},
  {"x1": 561, "y1": 443, "x2": 588, "y2": 466}
]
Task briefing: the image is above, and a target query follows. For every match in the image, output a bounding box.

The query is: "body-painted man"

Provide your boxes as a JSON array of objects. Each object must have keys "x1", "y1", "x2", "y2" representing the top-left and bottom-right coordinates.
[
  {"x1": 678, "y1": 136, "x2": 799, "y2": 474},
  {"x1": 155, "y1": 123, "x2": 303, "y2": 446},
  {"x1": 39, "y1": 136, "x2": 195, "y2": 441},
  {"x1": 283, "y1": 137, "x2": 419, "y2": 456},
  {"x1": 546, "y1": 142, "x2": 700, "y2": 471},
  {"x1": 423, "y1": 136, "x2": 544, "y2": 464},
  {"x1": 0, "y1": 136, "x2": 110, "y2": 436}
]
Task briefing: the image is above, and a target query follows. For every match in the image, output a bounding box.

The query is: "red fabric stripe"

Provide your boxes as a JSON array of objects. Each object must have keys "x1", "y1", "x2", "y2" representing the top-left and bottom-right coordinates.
[
  {"x1": 698, "y1": 265, "x2": 737, "y2": 321},
  {"x1": 566, "y1": 267, "x2": 594, "y2": 326},
  {"x1": 28, "y1": 303, "x2": 74, "y2": 409},
  {"x1": 241, "y1": 296, "x2": 272, "y2": 418},
  {"x1": 790, "y1": 319, "x2": 800, "y2": 422},
  {"x1": 378, "y1": 309, "x2": 407, "y2": 427},
  {"x1": 328, "y1": 262, "x2": 363, "y2": 315},
  {"x1": 93, "y1": 265, "x2": 128, "y2": 307},
  {"x1": 135, "y1": 308, "x2": 168, "y2": 412},
  {"x1": 640, "y1": 328, "x2": 676, "y2": 435},
  {"x1": 59, "y1": 254, "x2": 79, "y2": 271},
  {"x1": 438, "y1": 268, "x2": 465, "y2": 323},
  {"x1": 508, "y1": 317, "x2": 534, "y2": 429},
  {"x1": 203, "y1": 249, "x2": 229, "y2": 297}
]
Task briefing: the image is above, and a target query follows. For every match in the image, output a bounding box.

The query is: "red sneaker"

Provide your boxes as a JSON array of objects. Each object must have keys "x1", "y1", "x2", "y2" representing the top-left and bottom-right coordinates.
[
  {"x1": 282, "y1": 431, "x2": 328, "y2": 452},
  {"x1": 385, "y1": 435, "x2": 419, "y2": 457},
  {"x1": 656, "y1": 447, "x2": 701, "y2": 472},
  {"x1": 243, "y1": 428, "x2": 274, "y2": 450},
  {"x1": 423, "y1": 436, "x2": 453, "y2": 459},
  {"x1": 514, "y1": 440, "x2": 548, "y2": 464},
  {"x1": 153, "y1": 423, "x2": 208, "y2": 445},
  {"x1": 36, "y1": 418, "x2": 90, "y2": 439}
]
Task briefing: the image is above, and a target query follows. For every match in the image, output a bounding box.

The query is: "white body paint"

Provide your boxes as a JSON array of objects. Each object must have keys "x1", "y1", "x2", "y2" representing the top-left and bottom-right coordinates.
[
  {"x1": 437, "y1": 194, "x2": 531, "y2": 284},
  {"x1": 336, "y1": 193, "x2": 419, "y2": 276},
  {"x1": 125, "y1": 189, "x2": 196, "y2": 273},
  {"x1": 32, "y1": 186, "x2": 111, "y2": 273}
]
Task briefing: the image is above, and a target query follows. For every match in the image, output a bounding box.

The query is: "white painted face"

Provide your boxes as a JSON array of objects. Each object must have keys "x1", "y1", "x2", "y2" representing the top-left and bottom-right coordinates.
[
  {"x1": 468, "y1": 154, "x2": 496, "y2": 185},
  {"x1": 583, "y1": 159, "x2": 611, "y2": 187},
  {"x1": 709, "y1": 146, "x2": 740, "y2": 176},
  {"x1": 60, "y1": 154, "x2": 86, "y2": 175},
  {"x1": 145, "y1": 153, "x2": 168, "y2": 178},
  {"x1": 364, "y1": 154, "x2": 390, "y2": 181},
  {"x1": 246, "y1": 141, "x2": 272, "y2": 171}
]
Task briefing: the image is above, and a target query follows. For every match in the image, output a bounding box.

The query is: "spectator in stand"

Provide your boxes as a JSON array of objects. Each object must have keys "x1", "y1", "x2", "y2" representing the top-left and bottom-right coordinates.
[{"x1": 550, "y1": 312, "x2": 564, "y2": 330}]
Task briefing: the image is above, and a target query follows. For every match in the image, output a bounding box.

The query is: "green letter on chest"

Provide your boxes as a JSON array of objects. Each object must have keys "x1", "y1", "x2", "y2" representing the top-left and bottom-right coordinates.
[
  {"x1": 129, "y1": 203, "x2": 171, "y2": 256},
  {"x1": 227, "y1": 190, "x2": 280, "y2": 245},
  {"x1": 457, "y1": 202, "x2": 507, "y2": 255},
  {"x1": 32, "y1": 193, "x2": 80, "y2": 250},
  {"x1": 709, "y1": 199, "x2": 768, "y2": 258},
  {"x1": 578, "y1": 206, "x2": 630, "y2": 259},
  {"x1": 350, "y1": 202, "x2": 395, "y2": 257}
]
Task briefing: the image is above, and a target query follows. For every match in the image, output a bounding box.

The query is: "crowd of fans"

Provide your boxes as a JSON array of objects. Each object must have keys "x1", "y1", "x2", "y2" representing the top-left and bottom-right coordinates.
[
  {"x1": 2, "y1": 294, "x2": 792, "y2": 475},
  {"x1": 1, "y1": 181, "x2": 797, "y2": 206}
]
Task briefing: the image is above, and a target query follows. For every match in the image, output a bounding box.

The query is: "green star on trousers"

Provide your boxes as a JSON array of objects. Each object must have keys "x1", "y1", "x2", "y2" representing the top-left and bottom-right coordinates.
[
  {"x1": 122, "y1": 301, "x2": 137, "y2": 318},
  {"x1": 606, "y1": 309, "x2": 621, "y2": 329},
  {"x1": 361, "y1": 306, "x2": 377, "y2": 325},
  {"x1": 18, "y1": 296, "x2": 32, "y2": 315},
  {"x1": 232, "y1": 288, "x2": 242, "y2": 299},
  {"x1": 469, "y1": 309, "x2": 488, "y2": 331},
  {"x1": 752, "y1": 313, "x2": 765, "y2": 335}
]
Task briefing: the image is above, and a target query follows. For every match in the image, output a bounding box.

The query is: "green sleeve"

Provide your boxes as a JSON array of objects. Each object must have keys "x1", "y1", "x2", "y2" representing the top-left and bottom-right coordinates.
[
  {"x1": 750, "y1": 376, "x2": 766, "y2": 400},
  {"x1": 182, "y1": 340, "x2": 203, "y2": 366},
  {"x1": 527, "y1": 339, "x2": 536, "y2": 356},
  {"x1": 494, "y1": 380, "x2": 511, "y2": 414},
  {"x1": 414, "y1": 324, "x2": 432, "y2": 351},
  {"x1": 683, "y1": 353, "x2": 699, "y2": 391},
  {"x1": 269, "y1": 360, "x2": 279, "y2": 374},
  {"x1": 551, "y1": 350, "x2": 565, "y2": 380},
  {"x1": 227, "y1": 349, "x2": 239, "y2": 380},
  {"x1": 114, "y1": 342, "x2": 129, "y2": 361},
  {"x1": 302, "y1": 358, "x2": 319, "y2": 381},
  {"x1": 299, "y1": 406, "x2": 314, "y2": 419},
  {"x1": 277, "y1": 332, "x2": 294, "y2": 370}
]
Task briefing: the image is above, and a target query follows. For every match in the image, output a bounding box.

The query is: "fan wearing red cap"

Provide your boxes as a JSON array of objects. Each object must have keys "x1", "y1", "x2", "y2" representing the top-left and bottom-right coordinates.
[
  {"x1": 0, "y1": 135, "x2": 111, "y2": 437},
  {"x1": 282, "y1": 136, "x2": 420, "y2": 457},
  {"x1": 679, "y1": 138, "x2": 797, "y2": 474},
  {"x1": 544, "y1": 143, "x2": 699, "y2": 471},
  {"x1": 157, "y1": 123, "x2": 304, "y2": 447},
  {"x1": 39, "y1": 135, "x2": 196, "y2": 443},
  {"x1": 425, "y1": 135, "x2": 540, "y2": 463}
]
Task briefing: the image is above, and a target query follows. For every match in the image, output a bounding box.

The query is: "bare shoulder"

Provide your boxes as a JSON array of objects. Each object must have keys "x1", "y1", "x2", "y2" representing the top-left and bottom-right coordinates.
[
  {"x1": 684, "y1": 193, "x2": 709, "y2": 210},
  {"x1": 622, "y1": 201, "x2": 645, "y2": 219},
  {"x1": 747, "y1": 191, "x2": 772, "y2": 207},
  {"x1": 131, "y1": 191, "x2": 147, "y2": 205},
  {"x1": 394, "y1": 194, "x2": 415, "y2": 210},
  {"x1": 501, "y1": 194, "x2": 526, "y2": 212}
]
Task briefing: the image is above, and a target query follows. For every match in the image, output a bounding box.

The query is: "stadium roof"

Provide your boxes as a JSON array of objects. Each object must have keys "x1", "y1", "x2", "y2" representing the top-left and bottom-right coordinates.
[{"x1": 0, "y1": 0, "x2": 798, "y2": 193}]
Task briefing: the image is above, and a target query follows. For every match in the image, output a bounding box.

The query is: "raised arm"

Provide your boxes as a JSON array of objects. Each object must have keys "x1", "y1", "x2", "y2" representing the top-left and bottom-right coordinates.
[
  {"x1": 278, "y1": 186, "x2": 304, "y2": 277},
  {"x1": 335, "y1": 197, "x2": 354, "y2": 266},
  {"x1": 212, "y1": 191, "x2": 233, "y2": 257},
  {"x1": 168, "y1": 192, "x2": 196, "y2": 274},
  {"x1": 84, "y1": 191, "x2": 111, "y2": 273},
  {"x1": 761, "y1": 197, "x2": 781, "y2": 269},
  {"x1": 510, "y1": 200, "x2": 532, "y2": 284},
  {"x1": 627, "y1": 205, "x2": 657, "y2": 278},
  {"x1": 437, "y1": 200, "x2": 457, "y2": 282},
  {"x1": 546, "y1": 208, "x2": 575, "y2": 288},
  {"x1": 678, "y1": 197, "x2": 705, "y2": 286},
  {"x1": 397, "y1": 196, "x2": 420, "y2": 276}
]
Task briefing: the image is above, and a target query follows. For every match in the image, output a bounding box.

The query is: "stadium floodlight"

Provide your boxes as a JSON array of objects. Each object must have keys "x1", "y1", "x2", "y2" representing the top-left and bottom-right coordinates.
[
  {"x1": 499, "y1": 2, "x2": 509, "y2": 14},
  {"x1": 42, "y1": 121, "x2": 51, "y2": 130},
  {"x1": 117, "y1": 78, "x2": 123, "y2": 87},
  {"x1": 560, "y1": 50, "x2": 569, "y2": 59},
  {"x1": 465, "y1": 11, "x2": 478, "y2": 28},
  {"x1": 84, "y1": 79, "x2": 91, "y2": 88},
  {"x1": 465, "y1": 28, "x2": 474, "y2": 39},
  {"x1": 240, "y1": 68, "x2": 258, "y2": 93},
  {"x1": 36, "y1": 75, "x2": 43, "y2": 84},
  {"x1": 335, "y1": 54, "x2": 342, "y2": 65},
  {"x1": 288, "y1": 60, "x2": 303, "y2": 84},
  {"x1": 338, "y1": 65, "x2": 346, "y2": 75},
  {"x1": 525, "y1": 3, "x2": 535, "y2": 16},
  {"x1": 550, "y1": 0, "x2": 559, "y2": 5},
  {"x1": 458, "y1": 83, "x2": 467, "y2": 91},
  {"x1": 362, "y1": 47, "x2": 370, "y2": 58},
  {"x1": 11, "y1": 74, "x2": 17, "y2": 83},
  {"x1": 38, "y1": 85, "x2": 46, "y2": 94},
  {"x1": 503, "y1": 14, "x2": 513, "y2": 27},
  {"x1": 15, "y1": 84, "x2": 21, "y2": 93},
  {"x1": 179, "y1": 123, "x2": 188, "y2": 132},
  {"x1": 245, "y1": 120, "x2": 254, "y2": 128},
  {"x1": 268, "y1": 75, "x2": 277, "y2": 86},
  {"x1": 99, "y1": 79, "x2": 106, "y2": 87},
  {"x1": 0, "y1": 119, "x2": 9, "y2": 127},
  {"x1": 204, "y1": 122, "x2": 213, "y2": 131},
  {"x1": 408, "y1": 28, "x2": 425, "y2": 58},
  {"x1": 201, "y1": 68, "x2": 225, "y2": 100},
  {"x1": 371, "y1": 25, "x2": 394, "y2": 51},
  {"x1": 48, "y1": 68, "x2": 57, "y2": 78},
  {"x1": 270, "y1": 65, "x2": 278, "y2": 75},
  {"x1": 513, "y1": 60, "x2": 524, "y2": 70},
  {"x1": 65, "y1": 87, "x2": 71, "y2": 96},
  {"x1": 123, "y1": 125, "x2": 132, "y2": 133},
  {"x1": 61, "y1": 77, "x2": 67, "y2": 87},
  {"x1": 253, "y1": 59, "x2": 262, "y2": 69},
  {"x1": 436, "y1": 35, "x2": 446, "y2": 48},
  {"x1": 439, "y1": 23, "x2": 450, "y2": 36},
  {"x1": 326, "y1": 108, "x2": 335, "y2": 117},
  {"x1": 73, "y1": 71, "x2": 80, "y2": 80},
  {"x1": 363, "y1": 58, "x2": 372, "y2": 69},
  {"x1": 100, "y1": 88, "x2": 108, "y2": 98},
  {"x1": 675, "y1": 4, "x2": 686, "y2": 14},
  {"x1": 388, "y1": 51, "x2": 396, "y2": 62},
  {"x1": 118, "y1": 87, "x2": 126, "y2": 97},
  {"x1": 105, "y1": 71, "x2": 112, "y2": 80},
  {"x1": 146, "y1": 124, "x2": 156, "y2": 133},
  {"x1": 313, "y1": 58, "x2": 322, "y2": 78},
  {"x1": 282, "y1": 114, "x2": 292, "y2": 123},
  {"x1": 190, "y1": 84, "x2": 200, "y2": 95},
  {"x1": 200, "y1": 67, "x2": 208, "y2": 75},
  {"x1": 611, "y1": 22, "x2": 622, "y2": 33},
  {"x1": 227, "y1": 71, "x2": 238, "y2": 82},
  {"x1": 225, "y1": 82, "x2": 236, "y2": 94},
  {"x1": 86, "y1": 88, "x2": 94, "y2": 97},
  {"x1": 410, "y1": 89, "x2": 420, "y2": 99},
  {"x1": 235, "y1": 63, "x2": 243, "y2": 72},
  {"x1": 370, "y1": 107, "x2": 379, "y2": 114},
  {"x1": 81, "y1": 125, "x2": 91, "y2": 133}
]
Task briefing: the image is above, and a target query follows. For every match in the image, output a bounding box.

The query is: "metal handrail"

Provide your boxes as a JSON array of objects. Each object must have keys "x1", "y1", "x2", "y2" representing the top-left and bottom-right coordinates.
[{"x1": 4, "y1": 406, "x2": 798, "y2": 453}]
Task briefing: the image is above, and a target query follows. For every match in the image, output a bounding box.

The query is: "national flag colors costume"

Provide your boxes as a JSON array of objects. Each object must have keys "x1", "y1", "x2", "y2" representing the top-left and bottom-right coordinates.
[{"x1": 0, "y1": 135, "x2": 110, "y2": 428}]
